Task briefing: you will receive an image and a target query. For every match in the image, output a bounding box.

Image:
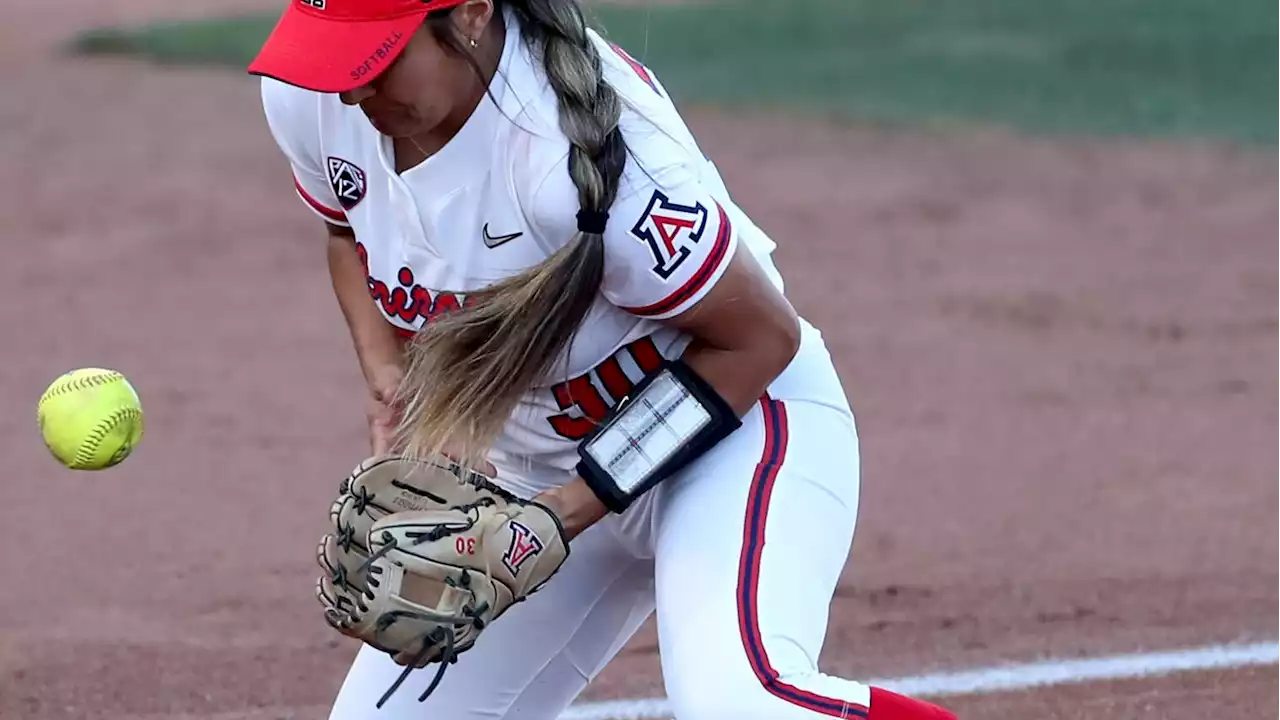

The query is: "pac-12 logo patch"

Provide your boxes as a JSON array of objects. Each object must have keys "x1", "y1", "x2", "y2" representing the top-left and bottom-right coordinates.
[
  {"x1": 630, "y1": 190, "x2": 709, "y2": 280},
  {"x1": 326, "y1": 156, "x2": 366, "y2": 210},
  {"x1": 502, "y1": 521, "x2": 545, "y2": 575}
]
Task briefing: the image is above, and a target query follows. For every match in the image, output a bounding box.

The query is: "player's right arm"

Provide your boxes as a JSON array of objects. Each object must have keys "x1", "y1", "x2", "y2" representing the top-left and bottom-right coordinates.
[
  {"x1": 260, "y1": 77, "x2": 406, "y2": 454},
  {"x1": 326, "y1": 222, "x2": 407, "y2": 454}
]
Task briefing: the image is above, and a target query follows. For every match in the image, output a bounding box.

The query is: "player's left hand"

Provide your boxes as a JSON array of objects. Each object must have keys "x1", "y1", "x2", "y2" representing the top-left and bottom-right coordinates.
[
  {"x1": 531, "y1": 477, "x2": 610, "y2": 542},
  {"x1": 317, "y1": 453, "x2": 569, "y2": 706}
]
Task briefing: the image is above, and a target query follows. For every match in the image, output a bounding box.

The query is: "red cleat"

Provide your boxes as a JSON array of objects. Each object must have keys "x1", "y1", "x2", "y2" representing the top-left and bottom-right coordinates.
[{"x1": 869, "y1": 687, "x2": 959, "y2": 719}]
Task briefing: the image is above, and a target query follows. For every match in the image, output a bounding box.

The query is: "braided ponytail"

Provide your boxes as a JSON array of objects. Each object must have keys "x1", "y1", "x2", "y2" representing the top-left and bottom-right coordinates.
[{"x1": 396, "y1": 0, "x2": 629, "y2": 467}]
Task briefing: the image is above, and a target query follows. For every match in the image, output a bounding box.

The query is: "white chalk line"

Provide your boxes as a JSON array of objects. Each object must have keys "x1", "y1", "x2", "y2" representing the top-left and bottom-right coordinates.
[{"x1": 559, "y1": 639, "x2": 1279, "y2": 720}]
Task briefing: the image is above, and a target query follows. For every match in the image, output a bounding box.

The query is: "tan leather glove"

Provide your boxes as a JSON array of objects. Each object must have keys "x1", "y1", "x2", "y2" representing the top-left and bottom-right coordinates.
[{"x1": 316, "y1": 453, "x2": 569, "y2": 708}]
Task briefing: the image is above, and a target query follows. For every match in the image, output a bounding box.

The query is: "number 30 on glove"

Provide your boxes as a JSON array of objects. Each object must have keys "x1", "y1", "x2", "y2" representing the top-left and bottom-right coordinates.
[{"x1": 316, "y1": 455, "x2": 569, "y2": 707}]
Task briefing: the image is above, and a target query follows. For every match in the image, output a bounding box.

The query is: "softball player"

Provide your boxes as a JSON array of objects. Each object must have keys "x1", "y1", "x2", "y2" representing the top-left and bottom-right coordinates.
[{"x1": 249, "y1": 0, "x2": 957, "y2": 717}]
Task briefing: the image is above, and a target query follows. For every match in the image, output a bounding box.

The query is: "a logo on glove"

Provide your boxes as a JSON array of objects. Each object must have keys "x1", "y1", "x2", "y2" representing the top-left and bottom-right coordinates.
[{"x1": 502, "y1": 521, "x2": 544, "y2": 575}]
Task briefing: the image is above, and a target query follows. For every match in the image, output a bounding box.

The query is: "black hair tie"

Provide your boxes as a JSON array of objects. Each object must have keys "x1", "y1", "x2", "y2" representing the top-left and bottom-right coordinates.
[{"x1": 576, "y1": 209, "x2": 609, "y2": 234}]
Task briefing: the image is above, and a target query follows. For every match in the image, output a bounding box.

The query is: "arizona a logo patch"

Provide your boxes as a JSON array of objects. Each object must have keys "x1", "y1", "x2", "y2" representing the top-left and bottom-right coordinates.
[
  {"x1": 630, "y1": 190, "x2": 709, "y2": 280},
  {"x1": 503, "y1": 521, "x2": 545, "y2": 575},
  {"x1": 326, "y1": 157, "x2": 366, "y2": 210}
]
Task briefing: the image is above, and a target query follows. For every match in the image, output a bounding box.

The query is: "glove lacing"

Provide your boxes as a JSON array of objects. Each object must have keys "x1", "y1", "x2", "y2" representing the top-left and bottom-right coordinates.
[{"x1": 354, "y1": 496, "x2": 519, "y2": 708}]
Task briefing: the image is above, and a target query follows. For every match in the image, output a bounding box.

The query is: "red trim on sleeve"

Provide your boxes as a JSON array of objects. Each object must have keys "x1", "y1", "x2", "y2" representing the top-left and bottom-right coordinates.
[
  {"x1": 293, "y1": 176, "x2": 346, "y2": 223},
  {"x1": 622, "y1": 202, "x2": 733, "y2": 318}
]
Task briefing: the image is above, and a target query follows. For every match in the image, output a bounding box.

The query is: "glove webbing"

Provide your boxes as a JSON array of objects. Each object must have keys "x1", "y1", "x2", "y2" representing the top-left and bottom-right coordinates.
[{"x1": 357, "y1": 496, "x2": 516, "y2": 708}]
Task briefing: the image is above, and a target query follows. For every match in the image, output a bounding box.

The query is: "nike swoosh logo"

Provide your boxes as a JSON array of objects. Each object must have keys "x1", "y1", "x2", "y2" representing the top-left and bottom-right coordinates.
[{"x1": 482, "y1": 223, "x2": 524, "y2": 248}]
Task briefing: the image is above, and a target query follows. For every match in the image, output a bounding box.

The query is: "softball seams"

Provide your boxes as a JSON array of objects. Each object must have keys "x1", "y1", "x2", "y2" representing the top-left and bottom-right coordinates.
[
  {"x1": 39, "y1": 371, "x2": 125, "y2": 407},
  {"x1": 73, "y1": 407, "x2": 141, "y2": 469}
]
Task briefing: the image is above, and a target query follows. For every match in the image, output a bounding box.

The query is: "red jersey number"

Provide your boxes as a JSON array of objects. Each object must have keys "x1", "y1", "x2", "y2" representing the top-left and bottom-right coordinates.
[{"x1": 546, "y1": 336, "x2": 665, "y2": 440}]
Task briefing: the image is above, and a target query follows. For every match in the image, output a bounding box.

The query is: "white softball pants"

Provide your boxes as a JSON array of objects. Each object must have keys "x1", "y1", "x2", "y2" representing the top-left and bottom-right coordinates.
[{"x1": 325, "y1": 321, "x2": 955, "y2": 720}]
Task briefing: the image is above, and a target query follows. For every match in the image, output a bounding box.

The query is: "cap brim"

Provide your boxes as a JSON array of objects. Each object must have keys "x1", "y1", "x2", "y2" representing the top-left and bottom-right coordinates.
[{"x1": 247, "y1": 7, "x2": 424, "y2": 93}]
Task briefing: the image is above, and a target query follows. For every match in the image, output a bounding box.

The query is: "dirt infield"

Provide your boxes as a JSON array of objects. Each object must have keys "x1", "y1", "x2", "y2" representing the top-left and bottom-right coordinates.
[{"x1": 1, "y1": 2, "x2": 1276, "y2": 719}]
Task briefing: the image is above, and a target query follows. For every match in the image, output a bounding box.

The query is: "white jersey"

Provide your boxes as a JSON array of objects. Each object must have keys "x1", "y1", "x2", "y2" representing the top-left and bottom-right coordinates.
[{"x1": 260, "y1": 9, "x2": 785, "y2": 489}]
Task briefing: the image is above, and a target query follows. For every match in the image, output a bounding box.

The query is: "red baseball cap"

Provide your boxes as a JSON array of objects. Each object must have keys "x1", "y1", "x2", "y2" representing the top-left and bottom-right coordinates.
[{"x1": 248, "y1": 0, "x2": 469, "y2": 93}]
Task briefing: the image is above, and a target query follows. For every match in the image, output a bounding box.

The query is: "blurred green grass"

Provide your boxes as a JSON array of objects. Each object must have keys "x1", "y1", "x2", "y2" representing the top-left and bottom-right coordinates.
[
  {"x1": 69, "y1": 0, "x2": 1278, "y2": 144},
  {"x1": 70, "y1": 15, "x2": 280, "y2": 68}
]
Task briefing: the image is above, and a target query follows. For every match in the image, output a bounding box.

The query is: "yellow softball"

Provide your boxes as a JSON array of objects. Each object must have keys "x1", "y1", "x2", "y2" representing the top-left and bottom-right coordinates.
[{"x1": 37, "y1": 368, "x2": 145, "y2": 470}]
